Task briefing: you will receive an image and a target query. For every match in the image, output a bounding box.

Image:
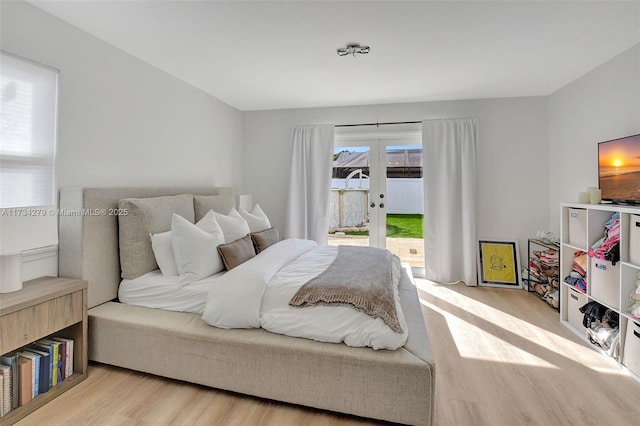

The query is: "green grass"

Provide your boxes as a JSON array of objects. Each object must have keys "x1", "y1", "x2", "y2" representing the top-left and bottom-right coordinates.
[
  {"x1": 343, "y1": 214, "x2": 423, "y2": 239},
  {"x1": 386, "y1": 214, "x2": 423, "y2": 238}
]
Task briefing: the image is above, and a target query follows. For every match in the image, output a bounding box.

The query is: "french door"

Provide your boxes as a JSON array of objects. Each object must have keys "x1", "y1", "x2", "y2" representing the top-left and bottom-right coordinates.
[{"x1": 330, "y1": 132, "x2": 424, "y2": 272}]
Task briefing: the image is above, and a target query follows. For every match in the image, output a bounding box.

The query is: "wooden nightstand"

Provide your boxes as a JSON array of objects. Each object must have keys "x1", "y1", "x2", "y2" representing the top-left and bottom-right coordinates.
[{"x1": 0, "y1": 277, "x2": 88, "y2": 424}]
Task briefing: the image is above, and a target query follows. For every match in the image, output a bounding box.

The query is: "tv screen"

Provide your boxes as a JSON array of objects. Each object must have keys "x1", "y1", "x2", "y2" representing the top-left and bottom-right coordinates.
[{"x1": 598, "y1": 134, "x2": 640, "y2": 204}]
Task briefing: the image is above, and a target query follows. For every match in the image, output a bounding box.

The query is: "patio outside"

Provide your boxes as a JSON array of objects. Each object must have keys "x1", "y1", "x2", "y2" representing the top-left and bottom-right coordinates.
[{"x1": 328, "y1": 234, "x2": 424, "y2": 268}]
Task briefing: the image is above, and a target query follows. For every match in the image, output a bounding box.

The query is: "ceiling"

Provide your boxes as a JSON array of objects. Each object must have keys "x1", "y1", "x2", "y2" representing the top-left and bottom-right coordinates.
[{"x1": 28, "y1": 1, "x2": 640, "y2": 111}]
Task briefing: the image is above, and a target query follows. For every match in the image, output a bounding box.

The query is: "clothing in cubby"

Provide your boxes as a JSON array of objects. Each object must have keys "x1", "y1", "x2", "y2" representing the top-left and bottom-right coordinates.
[{"x1": 588, "y1": 211, "x2": 621, "y2": 265}]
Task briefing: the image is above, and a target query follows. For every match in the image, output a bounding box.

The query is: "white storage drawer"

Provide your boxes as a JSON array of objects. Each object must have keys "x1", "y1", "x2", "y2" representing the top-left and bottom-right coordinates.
[
  {"x1": 568, "y1": 208, "x2": 588, "y2": 248},
  {"x1": 590, "y1": 259, "x2": 621, "y2": 308},
  {"x1": 623, "y1": 320, "x2": 640, "y2": 378},
  {"x1": 630, "y1": 214, "x2": 640, "y2": 266},
  {"x1": 567, "y1": 287, "x2": 587, "y2": 335}
]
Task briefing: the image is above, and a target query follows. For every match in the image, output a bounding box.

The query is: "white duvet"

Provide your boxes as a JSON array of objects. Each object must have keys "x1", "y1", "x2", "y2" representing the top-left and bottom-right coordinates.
[
  {"x1": 202, "y1": 239, "x2": 408, "y2": 350},
  {"x1": 119, "y1": 270, "x2": 224, "y2": 314}
]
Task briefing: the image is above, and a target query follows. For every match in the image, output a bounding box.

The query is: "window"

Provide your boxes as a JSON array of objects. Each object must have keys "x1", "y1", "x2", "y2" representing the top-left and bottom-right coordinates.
[{"x1": 1, "y1": 51, "x2": 58, "y2": 208}]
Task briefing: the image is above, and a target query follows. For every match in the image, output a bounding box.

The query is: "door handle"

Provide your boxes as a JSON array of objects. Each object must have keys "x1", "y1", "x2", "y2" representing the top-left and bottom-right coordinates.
[
  {"x1": 380, "y1": 203, "x2": 385, "y2": 208},
  {"x1": 370, "y1": 202, "x2": 376, "y2": 208}
]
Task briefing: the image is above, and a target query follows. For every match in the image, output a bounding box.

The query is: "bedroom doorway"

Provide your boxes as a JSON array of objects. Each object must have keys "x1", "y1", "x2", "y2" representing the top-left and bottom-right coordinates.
[{"x1": 329, "y1": 132, "x2": 424, "y2": 273}]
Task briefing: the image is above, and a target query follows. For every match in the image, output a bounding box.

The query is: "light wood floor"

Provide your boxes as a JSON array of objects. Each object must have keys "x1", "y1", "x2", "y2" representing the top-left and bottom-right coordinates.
[{"x1": 17, "y1": 279, "x2": 640, "y2": 426}]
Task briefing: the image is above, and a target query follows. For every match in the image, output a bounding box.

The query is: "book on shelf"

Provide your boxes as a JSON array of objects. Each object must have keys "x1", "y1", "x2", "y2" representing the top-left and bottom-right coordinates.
[
  {"x1": 25, "y1": 346, "x2": 50, "y2": 394},
  {"x1": 0, "y1": 364, "x2": 10, "y2": 417},
  {"x1": 18, "y1": 357, "x2": 32, "y2": 407},
  {"x1": 29, "y1": 343, "x2": 54, "y2": 388},
  {"x1": 52, "y1": 339, "x2": 66, "y2": 381},
  {"x1": 38, "y1": 339, "x2": 63, "y2": 385},
  {"x1": 18, "y1": 351, "x2": 39, "y2": 398},
  {"x1": 0, "y1": 352, "x2": 19, "y2": 410},
  {"x1": 52, "y1": 337, "x2": 74, "y2": 378}
]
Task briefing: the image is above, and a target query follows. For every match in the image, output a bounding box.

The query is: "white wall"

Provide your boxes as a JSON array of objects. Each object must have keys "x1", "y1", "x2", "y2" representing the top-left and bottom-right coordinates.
[
  {"x1": 243, "y1": 97, "x2": 549, "y2": 266},
  {"x1": 549, "y1": 44, "x2": 640, "y2": 232},
  {"x1": 1, "y1": 1, "x2": 243, "y2": 190},
  {"x1": 1, "y1": 1, "x2": 243, "y2": 277}
]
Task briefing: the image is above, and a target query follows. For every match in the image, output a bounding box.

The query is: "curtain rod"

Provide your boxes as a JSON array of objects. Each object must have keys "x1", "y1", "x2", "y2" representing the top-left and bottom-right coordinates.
[{"x1": 335, "y1": 120, "x2": 421, "y2": 128}]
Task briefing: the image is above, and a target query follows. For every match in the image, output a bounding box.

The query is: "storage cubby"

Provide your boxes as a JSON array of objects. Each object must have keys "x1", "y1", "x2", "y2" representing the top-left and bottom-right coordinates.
[
  {"x1": 565, "y1": 286, "x2": 587, "y2": 336},
  {"x1": 566, "y1": 207, "x2": 587, "y2": 249},
  {"x1": 621, "y1": 264, "x2": 640, "y2": 315},
  {"x1": 628, "y1": 214, "x2": 640, "y2": 266},
  {"x1": 587, "y1": 209, "x2": 615, "y2": 248},
  {"x1": 560, "y1": 203, "x2": 640, "y2": 382},
  {"x1": 590, "y1": 259, "x2": 620, "y2": 309},
  {"x1": 623, "y1": 319, "x2": 640, "y2": 377}
]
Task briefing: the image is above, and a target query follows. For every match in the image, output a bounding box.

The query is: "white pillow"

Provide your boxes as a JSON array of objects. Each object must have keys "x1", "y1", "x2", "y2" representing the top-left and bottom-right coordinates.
[
  {"x1": 150, "y1": 210, "x2": 225, "y2": 277},
  {"x1": 150, "y1": 231, "x2": 178, "y2": 276},
  {"x1": 171, "y1": 212, "x2": 225, "y2": 285},
  {"x1": 213, "y1": 208, "x2": 251, "y2": 242},
  {"x1": 239, "y1": 204, "x2": 271, "y2": 233}
]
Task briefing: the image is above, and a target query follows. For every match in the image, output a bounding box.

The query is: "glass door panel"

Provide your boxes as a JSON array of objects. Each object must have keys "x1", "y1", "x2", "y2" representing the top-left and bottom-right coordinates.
[
  {"x1": 329, "y1": 145, "x2": 371, "y2": 247},
  {"x1": 330, "y1": 136, "x2": 424, "y2": 272},
  {"x1": 384, "y1": 143, "x2": 424, "y2": 269}
]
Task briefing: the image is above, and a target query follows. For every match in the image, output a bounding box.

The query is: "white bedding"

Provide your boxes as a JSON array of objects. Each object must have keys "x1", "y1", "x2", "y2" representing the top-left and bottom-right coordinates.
[
  {"x1": 119, "y1": 270, "x2": 223, "y2": 314},
  {"x1": 202, "y1": 239, "x2": 408, "y2": 350},
  {"x1": 121, "y1": 239, "x2": 409, "y2": 350},
  {"x1": 261, "y1": 244, "x2": 408, "y2": 350}
]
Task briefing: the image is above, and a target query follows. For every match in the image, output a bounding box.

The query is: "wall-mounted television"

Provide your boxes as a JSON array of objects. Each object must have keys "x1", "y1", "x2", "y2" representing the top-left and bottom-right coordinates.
[{"x1": 598, "y1": 134, "x2": 640, "y2": 205}]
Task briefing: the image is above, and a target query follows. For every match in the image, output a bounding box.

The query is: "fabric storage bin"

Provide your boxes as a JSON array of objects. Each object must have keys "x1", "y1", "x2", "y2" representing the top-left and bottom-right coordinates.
[
  {"x1": 568, "y1": 208, "x2": 587, "y2": 248},
  {"x1": 630, "y1": 214, "x2": 640, "y2": 266},
  {"x1": 623, "y1": 320, "x2": 640, "y2": 378},
  {"x1": 590, "y1": 259, "x2": 620, "y2": 308},
  {"x1": 567, "y1": 287, "x2": 587, "y2": 335}
]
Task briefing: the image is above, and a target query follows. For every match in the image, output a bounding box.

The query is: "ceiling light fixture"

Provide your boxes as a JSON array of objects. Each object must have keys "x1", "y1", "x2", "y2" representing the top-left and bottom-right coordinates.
[{"x1": 337, "y1": 43, "x2": 370, "y2": 57}]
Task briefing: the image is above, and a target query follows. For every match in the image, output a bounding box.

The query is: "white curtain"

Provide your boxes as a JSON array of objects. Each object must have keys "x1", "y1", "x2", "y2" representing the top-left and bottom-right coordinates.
[
  {"x1": 285, "y1": 125, "x2": 335, "y2": 244},
  {"x1": 422, "y1": 118, "x2": 478, "y2": 285}
]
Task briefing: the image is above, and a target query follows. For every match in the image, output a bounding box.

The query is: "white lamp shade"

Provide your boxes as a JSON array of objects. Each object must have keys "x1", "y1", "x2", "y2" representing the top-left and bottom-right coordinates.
[{"x1": 0, "y1": 253, "x2": 23, "y2": 293}]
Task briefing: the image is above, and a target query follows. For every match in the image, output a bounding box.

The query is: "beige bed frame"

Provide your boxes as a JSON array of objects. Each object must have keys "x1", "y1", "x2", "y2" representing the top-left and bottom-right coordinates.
[{"x1": 58, "y1": 187, "x2": 435, "y2": 425}]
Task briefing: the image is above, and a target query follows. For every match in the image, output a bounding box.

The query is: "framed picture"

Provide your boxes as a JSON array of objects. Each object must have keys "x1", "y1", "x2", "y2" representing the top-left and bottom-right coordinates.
[{"x1": 477, "y1": 239, "x2": 521, "y2": 288}]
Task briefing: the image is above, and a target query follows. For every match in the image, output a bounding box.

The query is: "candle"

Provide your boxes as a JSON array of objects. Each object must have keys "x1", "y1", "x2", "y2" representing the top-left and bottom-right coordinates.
[
  {"x1": 578, "y1": 192, "x2": 590, "y2": 204},
  {"x1": 589, "y1": 188, "x2": 602, "y2": 204}
]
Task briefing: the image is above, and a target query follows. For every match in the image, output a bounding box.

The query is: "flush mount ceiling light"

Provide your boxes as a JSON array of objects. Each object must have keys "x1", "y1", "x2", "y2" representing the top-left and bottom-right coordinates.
[{"x1": 337, "y1": 43, "x2": 370, "y2": 57}]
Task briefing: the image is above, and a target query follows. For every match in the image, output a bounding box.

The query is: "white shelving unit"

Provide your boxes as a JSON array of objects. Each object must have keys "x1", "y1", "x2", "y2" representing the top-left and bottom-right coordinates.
[{"x1": 560, "y1": 203, "x2": 640, "y2": 381}]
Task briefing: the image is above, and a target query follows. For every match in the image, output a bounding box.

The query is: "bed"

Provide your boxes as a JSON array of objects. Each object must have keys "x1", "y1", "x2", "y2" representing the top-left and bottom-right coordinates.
[{"x1": 58, "y1": 186, "x2": 435, "y2": 425}]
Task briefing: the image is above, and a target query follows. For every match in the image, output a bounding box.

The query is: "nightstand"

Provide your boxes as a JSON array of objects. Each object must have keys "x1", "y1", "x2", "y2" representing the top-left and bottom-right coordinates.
[{"x1": 0, "y1": 277, "x2": 87, "y2": 424}]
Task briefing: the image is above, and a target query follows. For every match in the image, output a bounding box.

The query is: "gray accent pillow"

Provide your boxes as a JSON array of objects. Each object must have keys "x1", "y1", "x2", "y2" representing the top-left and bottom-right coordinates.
[
  {"x1": 250, "y1": 227, "x2": 279, "y2": 253},
  {"x1": 118, "y1": 194, "x2": 194, "y2": 279},
  {"x1": 217, "y1": 234, "x2": 256, "y2": 270},
  {"x1": 194, "y1": 195, "x2": 236, "y2": 222}
]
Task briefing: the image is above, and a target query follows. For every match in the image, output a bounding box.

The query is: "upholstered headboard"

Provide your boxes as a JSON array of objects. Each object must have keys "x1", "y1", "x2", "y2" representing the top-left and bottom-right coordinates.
[{"x1": 58, "y1": 187, "x2": 233, "y2": 308}]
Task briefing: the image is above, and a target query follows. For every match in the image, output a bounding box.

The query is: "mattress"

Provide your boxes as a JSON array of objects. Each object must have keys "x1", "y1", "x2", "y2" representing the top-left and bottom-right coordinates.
[{"x1": 118, "y1": 269, "x2": 224, "y2": 314}]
